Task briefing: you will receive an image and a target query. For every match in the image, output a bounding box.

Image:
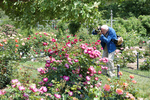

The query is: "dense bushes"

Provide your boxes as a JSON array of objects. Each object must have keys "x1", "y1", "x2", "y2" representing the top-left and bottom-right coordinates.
[
  {"x1": 0, "y1": 33, "x2": 140, "y2": 99},
  {"x1": 68, "y1": 21, "x2": 81, "y2": 36},
  {"x1": 109, "y1": 16, "x2": 149, "y2": 47},
  {"x1": 139, "y1": 15, "x2": 150, "y2": 36},
  {"x1": 99, "y1": 0, "x2": 150, "y2": 19},
  {"x1": 0, "y1": 61, "x2": 12, "y2": 89}
]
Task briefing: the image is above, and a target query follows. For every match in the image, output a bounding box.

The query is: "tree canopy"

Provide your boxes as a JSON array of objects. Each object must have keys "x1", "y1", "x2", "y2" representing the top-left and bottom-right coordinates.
[
  {"x1": 99, "y1": 0, "x2": 150, "y2": 19},
  {"x1": 1, "y1": 0, "x2": 147, "y2": 29},
  {"x1": 1, "y1": 0, "x2": 130, "y2": 28},
  {"x1": 0, "y1": 0, "x2": 102, "y2": 28}
]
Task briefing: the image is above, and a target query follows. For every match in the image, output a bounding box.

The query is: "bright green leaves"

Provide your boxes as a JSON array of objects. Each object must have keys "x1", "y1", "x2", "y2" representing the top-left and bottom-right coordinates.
[{"x1": 1, "y1": 0, "x2": 102, "y2": 29}]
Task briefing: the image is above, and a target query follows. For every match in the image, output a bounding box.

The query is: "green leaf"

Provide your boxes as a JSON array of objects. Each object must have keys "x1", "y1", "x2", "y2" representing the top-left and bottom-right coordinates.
[{"x1": 94, "y1": 98, "x2": 99, "y2": 100}]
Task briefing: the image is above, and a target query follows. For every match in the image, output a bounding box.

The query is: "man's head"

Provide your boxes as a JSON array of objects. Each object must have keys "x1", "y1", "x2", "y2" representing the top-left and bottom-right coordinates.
[{"x1": 101, "y1": 25, "x2": 109, "y2": 35}]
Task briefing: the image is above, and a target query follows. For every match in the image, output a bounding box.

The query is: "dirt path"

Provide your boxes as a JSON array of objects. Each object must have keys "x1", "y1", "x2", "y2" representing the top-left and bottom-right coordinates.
[{"x1": 127, "y1": 58, "x2": 145, "y2": 69}]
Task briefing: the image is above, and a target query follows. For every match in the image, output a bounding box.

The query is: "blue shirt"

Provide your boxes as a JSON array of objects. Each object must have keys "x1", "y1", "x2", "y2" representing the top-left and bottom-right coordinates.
[{"x1": 92, "y1": 27, "x2": 117, "y2": 53}]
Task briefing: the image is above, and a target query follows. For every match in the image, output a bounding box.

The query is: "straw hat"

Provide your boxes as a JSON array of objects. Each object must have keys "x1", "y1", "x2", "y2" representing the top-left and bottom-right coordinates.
[{"x1": 117, "y1": 37, "x2": 123, "y2": 45}]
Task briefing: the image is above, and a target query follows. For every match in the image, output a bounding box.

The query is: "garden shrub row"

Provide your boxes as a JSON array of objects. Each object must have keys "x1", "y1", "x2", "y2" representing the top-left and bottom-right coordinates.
[{"x1": 0, "y1": 33, "x2": 140, "y2": 99}]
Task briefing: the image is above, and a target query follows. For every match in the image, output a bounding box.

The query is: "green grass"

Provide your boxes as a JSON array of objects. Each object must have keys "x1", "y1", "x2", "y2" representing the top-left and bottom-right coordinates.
[
  {"x1": 19, "y1": 60, "x2": 45, "y2": 69},
  {"x1": 121, "y1": 67, "x2": 150, "y2": 78},
  {"x1": 120, "y1": 68, "x2": 150, "y2": 99},
  {"x1": 11, "y1": 61, "x2": 45, "y2": 84}
]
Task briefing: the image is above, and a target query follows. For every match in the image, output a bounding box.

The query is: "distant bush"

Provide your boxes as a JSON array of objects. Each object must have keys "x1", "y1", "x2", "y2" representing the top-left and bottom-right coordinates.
[
  {"x1": 0, "y1": 61, "x2": 12, "y2": 89},
  {"x1": 0, "y1": 24, "x2": 18, "y2": 36},
  {"x1": 138, "y1": 15, "x2": 150, "y2": 36},
  {"x1": 110, "y1": 17, "x2": 148, "y2": 47},
  {"x1": 68, "y1": 21, "x2": 81, "y2": 36},
  {"x1": 140, "y1": 57, "x2": 150, "y2": 71}
]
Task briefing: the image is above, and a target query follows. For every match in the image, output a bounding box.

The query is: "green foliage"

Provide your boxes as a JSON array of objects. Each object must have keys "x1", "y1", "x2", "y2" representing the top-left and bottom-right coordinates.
[
  {"x1": 1, "y1": 0, "x2": 101, "y2": 29},
  {"x1": 68, "y1": 21, "x2": 81, "y2": 36},
  {"x1": 114, "y1": 47, "x2": 139, "y2": 68},
  {"x1": 140, "y1": 57, "x2": 150, "y2": 71},
  {"x1": 76, "y1": 28, "x2": 90, "y2": 41},
  {"x1": 99, "y1": 0, "x2": 150, "y2": 19},
  {"x1": 56, "y1": 20, "x2": 69, "y2": 39},
  {"x1": 138, "y1": 15, "x2": 150, "y2": 36},
  {"x1": 0, "y1": 24, "x2": 18, "y2": 36},
  {"x1": 111, "y1": 17, "x2": 149, "y2": 47},
  {"x1": 0, "y1": 61, "x2": 13, "y2": 89}
]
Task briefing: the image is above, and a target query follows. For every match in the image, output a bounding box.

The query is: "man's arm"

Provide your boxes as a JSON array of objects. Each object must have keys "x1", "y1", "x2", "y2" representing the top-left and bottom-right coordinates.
[{"x1": 100, "y1": 31, "x2": 114, "y2": 44}]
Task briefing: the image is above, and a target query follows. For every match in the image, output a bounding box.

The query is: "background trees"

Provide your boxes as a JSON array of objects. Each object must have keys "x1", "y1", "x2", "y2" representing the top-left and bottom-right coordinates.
[
  {"x1": 0, "y1": 0, "x2": 150, "y2": 36},
  {"x1": 0, "y1": 0, "x2": 102, "y2": 28}
]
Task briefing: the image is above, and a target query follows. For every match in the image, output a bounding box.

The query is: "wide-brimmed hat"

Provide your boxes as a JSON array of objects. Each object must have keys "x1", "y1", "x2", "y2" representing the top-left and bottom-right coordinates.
[{"x1": 117, "y1": 37, "x2": 123, "y2": 45}]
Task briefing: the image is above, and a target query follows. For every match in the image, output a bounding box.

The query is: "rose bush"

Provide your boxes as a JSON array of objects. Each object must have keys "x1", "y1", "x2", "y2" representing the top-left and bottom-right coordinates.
[
  {"x1": 114, "y1": 46, "x2": 145, "y2": 68},
  {"x1": 101, "y1": 73, "x2": 138, "y2": 100},
  {"x1": 36, "y1": 36, "x2": 139, "y2": 99},
  {"x1": 140, "y1": 57, "x2": 150, "y2": 71},
  {"x1": 0, "y1": 32, "x2": 140, "y2": 99}
]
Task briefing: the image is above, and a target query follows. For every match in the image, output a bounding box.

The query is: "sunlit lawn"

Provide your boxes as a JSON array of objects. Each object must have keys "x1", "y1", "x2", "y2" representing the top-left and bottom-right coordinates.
[
  {"x1": 120, "y1": 68, "x2": 150, "y2": 99},
  {"x1": 12, "y1": 60, "x2": 45, "y2": 84}
]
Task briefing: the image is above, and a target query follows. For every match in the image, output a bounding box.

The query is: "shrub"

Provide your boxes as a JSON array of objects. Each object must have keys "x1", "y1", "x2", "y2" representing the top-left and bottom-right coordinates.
[
  {"x1": 140, "y1": 57, "x2": 150, "y2": 71},
  {"x1": 112, "y1": 17, "x2": 148, "y2": 47},
  {"x1": 0, "y1": 33, "x2": 140, "y2": 99},
  {"x1": 138, "y1": 15, "x2": 150, "y2": 36},
  {"x1": 68, "y1": 21, "x2": 81, "y2": 36},
  {"x1": 0, "y1": 61, "x2": 13, "y2": 89},
  {"x1": 0, "y1": 24, "x2": 18, "y2": 36}
]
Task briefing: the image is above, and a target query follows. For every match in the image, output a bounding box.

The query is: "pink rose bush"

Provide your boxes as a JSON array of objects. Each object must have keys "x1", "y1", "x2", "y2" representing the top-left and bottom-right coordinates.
[
  {"x1": 0, "y1": 79, "x2": 52, "y2": 99},
  {"x1": 33, "y1": 35, "x2": 108, "y2": 99},
  {"x1": 0, "y1": 34, "x2": 139, "y2": 100}
]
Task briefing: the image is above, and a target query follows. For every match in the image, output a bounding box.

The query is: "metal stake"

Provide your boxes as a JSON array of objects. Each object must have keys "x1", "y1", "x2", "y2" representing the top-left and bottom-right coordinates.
[
  {"x1": 117, "y1": 64, "x2": 120, "y2": 79},
  {"x1": 137, "y1": 52, "x2": 139, "y2": 70}
]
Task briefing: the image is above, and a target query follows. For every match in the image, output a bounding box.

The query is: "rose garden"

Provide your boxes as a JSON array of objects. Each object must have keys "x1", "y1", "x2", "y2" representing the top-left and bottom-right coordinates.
[{"x1": 0, "y1": 0, "x2": 150, "y2": 100}]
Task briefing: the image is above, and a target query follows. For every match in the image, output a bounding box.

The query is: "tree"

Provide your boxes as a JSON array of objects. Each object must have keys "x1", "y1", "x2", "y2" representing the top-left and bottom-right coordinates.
[
  {"x1": 0, "y1": 0, "x2": 127, "y2": 29},
  {"x1": 99, "y1": 0, "x2": 150, "y2": 19},
  {"x1": 0, "y1": 0, "x2": 102, "y2": 29}
]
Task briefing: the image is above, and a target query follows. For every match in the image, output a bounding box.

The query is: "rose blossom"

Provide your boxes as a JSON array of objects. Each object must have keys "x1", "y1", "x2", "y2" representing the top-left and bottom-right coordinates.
[
  {"x1": 95, "y1": 77, "x2": 98, "y2": 81},
  {"x1": 45, "y1": 63, "x2": 50, "y2": 67},
  {"x1": 74, "y1": 59, "x2": 78, "y2": 62},
  {"x1": 43, "y1": 78, "x2": 48, "y2": 82},
  {"x1": 63, "y1": 76, "x2": 70, "y2": 81},
  {"x1": 132, "y1": 80, "x2": 137, "y2": 84},
  {"x1": 54, "y1": 94, "x2": 61, "y2": 99},
  {"x1": 118, "y1": 71, "x2": 123, "y2": 76},
  {"x1": 0, "y1": 90, "x2": 6, "y2": 95},
  {"x1": 98, "y1": 71, "x2": 102, "y2": 74},
  {"x1": 37, "y1": 67, "x2": 46, "y2": 75},
  {"x1": 39, "y1": 86, "x2": 47, "y2": 93},
  {"x1": 19, "y1": 86, "x2": 25, "y2": 91},
  {"x1": 11, "y1": 79, "x2": 19, "y2": 84},
  {"x1": 23, "y1": 93, "x2": 29, "y2": 98},
  {"x1": 116, "y1": 88, "x2": 123, "y2": 95},
  {"x1": 65, "y1": 63, "x2": 69, "y2": 68},
  {"x1": 48, "y1": 83, "x2": 53, "y2": 87},
  {"x1": 68, "y1": 91, "x2": 73, "y2": 96},
  {"x1": 103, "y1": 84, "x2": 111, "y2": 92},
  {"x1": 130, "y1": 75, "x2": 134, "y2": 79},
  {"x1": 86, "y1": 76, "x2": 91, "y2": 81}
]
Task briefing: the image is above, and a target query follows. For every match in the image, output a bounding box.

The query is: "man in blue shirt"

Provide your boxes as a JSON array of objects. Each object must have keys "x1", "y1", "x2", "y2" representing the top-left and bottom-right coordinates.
[{"x1": 92, "y1": 25, "x2": 117, "y2": 77}]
